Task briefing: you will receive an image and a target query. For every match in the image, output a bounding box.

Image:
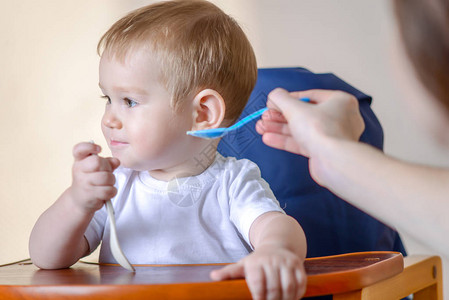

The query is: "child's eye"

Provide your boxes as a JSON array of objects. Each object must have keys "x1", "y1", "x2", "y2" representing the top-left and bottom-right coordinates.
[
  {"x1": 101, "y1": 95, "x2": 111, "y2": 104},
  {"x1": 124, "y1": 98, "x2": 138, "y2": 108}
]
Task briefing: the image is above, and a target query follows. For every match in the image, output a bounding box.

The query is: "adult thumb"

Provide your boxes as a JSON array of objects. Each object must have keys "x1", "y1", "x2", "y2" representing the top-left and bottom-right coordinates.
[{"x1": 267, "y1": 88, "x2": 305, "y2": 120}]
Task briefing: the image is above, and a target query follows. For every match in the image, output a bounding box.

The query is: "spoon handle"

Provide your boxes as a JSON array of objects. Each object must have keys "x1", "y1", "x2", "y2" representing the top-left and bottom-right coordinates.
[
  {"x1": 106, "y1": 200, "x2": 135, "y2": 272},
  {"x1": 89, "y1": 141, "x2": 134, "y2": 272},
  {"x1": 228, "y1": 97, "x2": 310, "y2": 131},
  {"x1": 228, "y1": 107, "x2": 268, "y2": 130}
]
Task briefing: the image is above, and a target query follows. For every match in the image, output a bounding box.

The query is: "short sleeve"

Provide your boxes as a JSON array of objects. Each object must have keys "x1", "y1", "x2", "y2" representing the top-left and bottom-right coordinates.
[{"x1": 228, "y1": 159, "x2": 285, "y2": 247}]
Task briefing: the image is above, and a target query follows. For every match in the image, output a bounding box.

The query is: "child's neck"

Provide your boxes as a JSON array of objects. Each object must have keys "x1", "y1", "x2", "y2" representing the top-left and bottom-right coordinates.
[{"x1": 148, "y1": 140, "x2": 219, "y2": 181}]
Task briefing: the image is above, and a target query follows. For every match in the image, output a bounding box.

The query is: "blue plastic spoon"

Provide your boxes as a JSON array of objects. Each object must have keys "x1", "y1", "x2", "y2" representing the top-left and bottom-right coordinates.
[{"x1": 187, "y1": 97, "x2": 310, "y2": 139}]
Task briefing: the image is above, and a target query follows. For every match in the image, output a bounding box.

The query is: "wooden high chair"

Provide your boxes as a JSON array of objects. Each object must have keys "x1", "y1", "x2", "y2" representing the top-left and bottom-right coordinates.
[
  {"x1": 306, "y1": 253, "x2": 443, "y2": 299},
  {"x1": 0, "y1": 251, "x2": 442, "y2": 299}
]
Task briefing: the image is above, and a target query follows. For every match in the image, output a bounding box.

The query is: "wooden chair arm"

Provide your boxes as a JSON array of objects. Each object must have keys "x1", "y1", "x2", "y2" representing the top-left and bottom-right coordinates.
[
  {"x1": 0, "y1": 252, "x2": 442, "y2": 299},
  {"x1": 332, "y1": 255, "x2": 443, "y2": 300}
]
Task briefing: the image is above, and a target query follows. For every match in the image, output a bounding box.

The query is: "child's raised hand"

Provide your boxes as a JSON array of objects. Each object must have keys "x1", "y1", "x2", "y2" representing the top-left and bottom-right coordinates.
[
  {"x1": 210, "y1": 245, "x2": 306, "y2": 300},
  {"x1": 69, "y1": 142, "x2": 120, "y2": 212}
]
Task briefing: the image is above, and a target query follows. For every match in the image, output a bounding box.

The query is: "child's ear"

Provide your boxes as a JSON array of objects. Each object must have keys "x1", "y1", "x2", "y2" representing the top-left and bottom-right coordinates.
[{"x1": 191, "y1": 89, "x2": 226, "y2": 131}]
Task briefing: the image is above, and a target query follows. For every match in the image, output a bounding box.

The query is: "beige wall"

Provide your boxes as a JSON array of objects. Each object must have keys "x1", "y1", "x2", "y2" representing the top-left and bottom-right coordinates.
[{"x1": 1, "y1": 0, "x2": 447, "y2": 295}]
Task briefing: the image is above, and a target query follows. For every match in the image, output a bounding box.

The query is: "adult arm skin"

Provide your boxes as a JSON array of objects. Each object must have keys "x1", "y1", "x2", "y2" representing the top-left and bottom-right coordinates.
[
  {"x1": 256, "y1": 88, "x2": 449, "y2": 256},
  {"x1": 318, "y1": 138, "x2": 449, "y2": 255}
]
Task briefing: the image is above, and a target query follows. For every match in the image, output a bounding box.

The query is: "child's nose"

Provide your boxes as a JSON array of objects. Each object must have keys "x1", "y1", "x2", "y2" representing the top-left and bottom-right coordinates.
[{"x1": 102, "y1": 109, "x2": 122, "y2": 129}]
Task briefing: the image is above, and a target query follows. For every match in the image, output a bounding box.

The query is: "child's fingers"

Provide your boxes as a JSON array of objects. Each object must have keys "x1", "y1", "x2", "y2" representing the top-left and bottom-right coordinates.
[
  {"x1": 107, "y1": 157, "x2": 121, "y2": 171},
  {"x1": 210, "y1": 262, "x2": 244, "y2": 281},
  {"x1": 295, "y1": 268, "x2": 307, "y2": 300},
  {"x1": 85, "y1": 186, "x2": 117, "y2": 207},
  {"x1": 87, "y1": 171, "x2": 116, "y2": 187},
  {"x1": 279, "y1": 267, "x2": 299, "y2": 300},
  {"x1": 211, "y1": 262, "x2": 269, "y2": 300},
  {"x1": 73, "y1": 142, "x2": 101, "y2": 161},
  {"x1": 245, "y1": 265, "x2": 266, "y2": 300},
  {"x1": 94, "y1": 186, "x2": 117, "y2": 201},
  {"x1": 261, "y1": 264, "x2": 281, "y2": 300},
  {"x1": 77, "y1": 155, "x2": 114, "y2": 173}
]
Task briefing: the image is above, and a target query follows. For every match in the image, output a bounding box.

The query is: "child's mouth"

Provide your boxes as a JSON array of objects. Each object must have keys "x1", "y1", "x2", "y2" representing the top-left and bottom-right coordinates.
[{"x1": 110, "y1": 139, "x2": 128, "y2": 147}]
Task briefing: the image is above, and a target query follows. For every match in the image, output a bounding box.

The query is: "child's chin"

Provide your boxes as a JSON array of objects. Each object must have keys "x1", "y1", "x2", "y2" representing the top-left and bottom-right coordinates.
[{"x1": 121, "y1": 161, "x2": 152, "y2": 172}]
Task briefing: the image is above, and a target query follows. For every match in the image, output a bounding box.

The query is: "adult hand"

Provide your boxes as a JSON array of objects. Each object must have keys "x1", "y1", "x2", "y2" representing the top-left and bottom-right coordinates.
[
  {"x1": 256, "y1": 88, "x2": 365, "y2": 158},
  {"x1": 256, "y1": 88, "x2": 365, "y2": 185}
]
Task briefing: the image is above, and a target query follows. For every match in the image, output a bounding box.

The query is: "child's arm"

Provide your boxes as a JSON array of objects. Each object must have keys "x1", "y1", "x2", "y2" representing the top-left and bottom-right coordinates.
[
  {"x1": 211, "y1": 211, "x2": 307, "y2": 300},
  {"x1": 29, "y1": 142, "x2": 119, "y2": 269}
]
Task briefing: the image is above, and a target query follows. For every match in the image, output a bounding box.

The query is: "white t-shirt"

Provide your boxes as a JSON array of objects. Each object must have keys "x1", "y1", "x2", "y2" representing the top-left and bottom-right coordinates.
[{"x1": 84, "y1": 153, "x2": 284, "y2": 264}]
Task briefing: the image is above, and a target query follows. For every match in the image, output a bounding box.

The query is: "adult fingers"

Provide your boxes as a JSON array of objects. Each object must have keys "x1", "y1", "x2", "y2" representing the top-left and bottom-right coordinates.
[
  {"x1": 256, "y1": 118, "x2": 291, "y2": 136},
  {"x1": 267, "y1": 88, "x2": 356, "y2": 118},
  {"x1": 261, "y1": 132, "x2": 303, "y2": 155},
  {"x1": 256, "y1": 114, "x2": 304, "y2": 155},
  {"x1": 289, "y1": 89, "x2": 342, "y2": 104},
  {"x1": 263, "y1": 108, "x2": 288, "y2": 123},
  {"x1": 266, "y1": 88, "x2": 310, "y2": 121}
]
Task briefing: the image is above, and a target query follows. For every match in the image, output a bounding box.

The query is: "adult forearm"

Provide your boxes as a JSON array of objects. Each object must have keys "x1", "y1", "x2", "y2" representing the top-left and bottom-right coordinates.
[
  {"x1": 29, "y1": 189, "x2": 93, "y2": 269},
  {"x1": 320, "y1": 139, "x2": 449, "y2": 255}
]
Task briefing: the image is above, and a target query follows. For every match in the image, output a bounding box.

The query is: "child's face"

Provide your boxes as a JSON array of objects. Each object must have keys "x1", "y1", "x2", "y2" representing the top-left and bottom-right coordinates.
[{"x1": 99, "y1": 49, "x2": 197, "y2": 176}]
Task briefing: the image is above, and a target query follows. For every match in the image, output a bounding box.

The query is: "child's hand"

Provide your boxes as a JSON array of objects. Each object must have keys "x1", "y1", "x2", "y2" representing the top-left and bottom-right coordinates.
[
  {"x1": 68, "y1": 142, "x2": 120, "y2": 212},
  {"x1": 210, "y1": 245, "x2": 306, "y2": 300}
]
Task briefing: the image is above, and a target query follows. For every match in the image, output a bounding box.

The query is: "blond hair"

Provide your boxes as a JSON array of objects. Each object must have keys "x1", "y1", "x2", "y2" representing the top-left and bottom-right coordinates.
[{"x1": 98, "y1": 0, "x2": 257, "y2": 123}]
